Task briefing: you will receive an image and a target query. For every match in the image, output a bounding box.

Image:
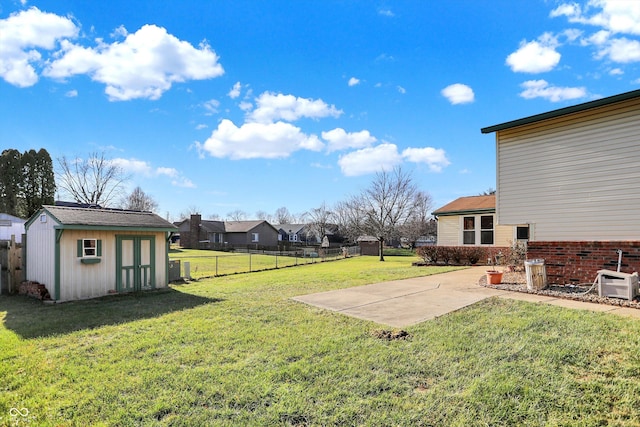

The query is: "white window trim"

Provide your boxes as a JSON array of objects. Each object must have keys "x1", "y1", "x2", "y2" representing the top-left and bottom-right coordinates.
[
  {"x1": 460, "y1": 214, "x2": 495, "y2": 246},
  {"x1": 251, "y1": 233, "x2": 259, "y2": 242},
  {"x1": 83, "y1": 238, "x2": 97, "y2": 257}
]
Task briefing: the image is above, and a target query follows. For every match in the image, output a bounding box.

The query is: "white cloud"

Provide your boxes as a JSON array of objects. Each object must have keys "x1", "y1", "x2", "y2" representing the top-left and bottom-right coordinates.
[
  {"x1": 322, "y1": 128, "x2": 377, "y2": 152},
  {"x1": 111, "y1": 158, "x2": 153, "y2": 175},
  {"x1": 203, "y1": 99, "x2": 220, "y2": 115},
  {"x1": 348, "y1": 77, "x2": 360, "y2": 86},
  {"x1": 247, "y1": 92, "x2": 342, "y2": 123},
  {"x1": 519, "y1": 80, "x2": 587, "y2": 102},
  {"x1": 337, "y1": 143, "x2": 403, "y2": 176},
  {"x1": 552, "y1": 0, "x2": 640, "y2": 35},
  {"x1": 195, "y1": 123, "x2": 208, "y2": 130},
  {"x1": 441, "y1": 83, "x2": 475, "y2": 105},
  {"x1": 196, "y1": 119, "x2": 324, "y2": 160},
  {"x1": 228, "y1": 81, "x2": 241, "y2": 98},
  {"x1": 239, "y1": 101, "x2": 253, "y2": 111},
  {"x1": 609, "y1": 67, "x2": 624, "y2": 75},
  {"x1": 0, "y1": 7, "x2": 78, "y2": 87},
  {"x1": 402, "y1": 147, "x2": 450, "y2": 172},
  {"x1": 65, "y1": 89, "x2": 78, "y2": 97},
  {"x1": 397, "y1": 85, "x2": 406, "y2": 94},
  {"x1": 597, "y1": 37, "x2": 640, "y2": 62},
  {"x1": 44, "y1": 24, "x2": 224, "y2": 101},
  {"x1": 112, "y1": 159, "x2": 195, "y2": 187},
  {"x1": 506, "y1": 33, "x2": 561, "y2": 73},
  {"x1": 378, "y1": 9, "x2": 395, "y2": 17}
]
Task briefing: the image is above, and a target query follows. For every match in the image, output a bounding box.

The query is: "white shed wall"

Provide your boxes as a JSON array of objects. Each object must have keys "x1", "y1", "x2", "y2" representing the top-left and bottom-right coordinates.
[
  {"x1": 58, "y1": 230, "x2": 168, "y2": 302},
  {"x1": 497, "y1": 98, "x2": 640, "y2": 241},
  {"x1": 25, "y1": 213, "x2": 56, "y2": 295}
]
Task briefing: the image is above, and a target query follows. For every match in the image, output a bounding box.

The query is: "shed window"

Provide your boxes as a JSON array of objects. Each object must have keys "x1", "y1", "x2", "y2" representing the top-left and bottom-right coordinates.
[{"x1": 77, "y1": 239, "x2": 102, "y2": 258}]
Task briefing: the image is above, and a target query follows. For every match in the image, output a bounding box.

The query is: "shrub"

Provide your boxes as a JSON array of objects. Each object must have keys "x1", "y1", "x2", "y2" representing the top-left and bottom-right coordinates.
[
  {"x1": 450, "y1": 246, "x2": 464, "y2": 265},
  {"x1": 505, "y1": 240, "x2": 527, "y2": 271},
  {"x1": 463, "y1": 246, "x2": 486, "y2": 265},
  {"x1": 416, "y1": 246, "x2": 439, "y2": 264},
  {"x1": 439, "y1": 246, "x2": 453, "y2": 265}
]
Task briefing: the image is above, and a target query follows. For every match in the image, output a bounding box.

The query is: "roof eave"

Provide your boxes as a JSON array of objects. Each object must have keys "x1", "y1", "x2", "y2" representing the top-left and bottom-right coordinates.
[
  {"x1": 433, "y1": 208, "x2": 495, "y2": 217},
  {"x1": 481, "y1": 89, "x2": 640, "y2": 134}
]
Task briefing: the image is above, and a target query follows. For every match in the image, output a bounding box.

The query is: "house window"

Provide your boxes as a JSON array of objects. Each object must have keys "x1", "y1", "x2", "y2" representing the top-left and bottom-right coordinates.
[
  {"x1": 480, "y1": 215, "x2": 494, "y2": 245},
  {"x1": 252, "y1": 233, "x2": 259, "y2": 242},
  {"x1": 517, "y1": 226, "x2": 529, "y2": 240},
  {"x1": 289, "y1": 233, "x2": 297, "y2": 242},
  {"x1": 463, "y1": 217, "x2": 475, "y2": 245}
]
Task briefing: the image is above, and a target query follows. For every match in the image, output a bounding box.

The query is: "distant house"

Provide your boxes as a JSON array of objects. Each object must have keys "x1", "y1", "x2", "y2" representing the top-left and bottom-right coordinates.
[
  {"x1": 25, "y1": 206, "x2": 177, "y2": 302},
  {"x1": 0, "y1": 213, "x2": 26, "y2": 243},
  {"x1": 178, "y1": 214, "x2": 279, "y2": 250},
  {"x1": 277, "y1": 224, "x2": 309, "y2": 244},
  {"x1": 432, "y1": 195, "x2": 525, "y2": 247},
  {"x1": 481, "y1": 88, "x2": 640, "y2": 283}
]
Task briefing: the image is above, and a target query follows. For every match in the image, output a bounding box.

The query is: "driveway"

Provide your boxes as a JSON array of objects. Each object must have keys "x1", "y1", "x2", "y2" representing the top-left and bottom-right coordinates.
[{"x1": 292, "y1": 266, "x2": 640, "y2": 327}]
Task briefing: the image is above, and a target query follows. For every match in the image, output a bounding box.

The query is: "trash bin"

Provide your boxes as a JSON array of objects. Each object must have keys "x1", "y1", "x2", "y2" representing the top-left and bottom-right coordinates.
[
  {"x1": 168, "y1": 260, "x2": 181, "y2": 282},
  {"x1": 525, "y1": 259, "x2": 547, "y2": 290}
]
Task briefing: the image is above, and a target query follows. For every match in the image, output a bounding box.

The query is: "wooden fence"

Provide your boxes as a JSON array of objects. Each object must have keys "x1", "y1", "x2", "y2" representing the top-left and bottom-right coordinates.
[{"x1": 0, "y1": 235, "x2": 24, "y2": 294}]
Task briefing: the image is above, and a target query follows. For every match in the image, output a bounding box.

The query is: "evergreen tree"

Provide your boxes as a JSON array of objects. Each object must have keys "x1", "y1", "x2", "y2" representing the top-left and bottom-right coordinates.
[{"x1": 0, "y1": 149, "x2": 23, "y2": 217}]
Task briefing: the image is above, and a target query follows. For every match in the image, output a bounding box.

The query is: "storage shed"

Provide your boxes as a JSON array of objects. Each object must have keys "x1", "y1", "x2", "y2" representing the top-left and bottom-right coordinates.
[{"x1": 25, "y1": 206, "x2": 177, "y2": 302}]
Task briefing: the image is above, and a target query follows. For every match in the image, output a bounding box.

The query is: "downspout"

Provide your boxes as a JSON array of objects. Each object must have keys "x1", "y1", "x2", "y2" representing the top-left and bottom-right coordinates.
[{"x1": 166, "y1": 232, "x2": 174, "y2": 285}]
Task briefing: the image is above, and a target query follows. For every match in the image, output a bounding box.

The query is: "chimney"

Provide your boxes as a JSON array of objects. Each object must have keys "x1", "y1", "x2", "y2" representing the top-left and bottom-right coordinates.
[{"x1": 189, "y1": 214, "x2": 201, "y2": 249}]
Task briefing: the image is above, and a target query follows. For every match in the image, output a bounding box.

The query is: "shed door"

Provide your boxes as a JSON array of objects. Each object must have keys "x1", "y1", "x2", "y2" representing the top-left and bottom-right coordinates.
[{"x1": 116, "y1": 236, "x2": 155, "y2": 292}]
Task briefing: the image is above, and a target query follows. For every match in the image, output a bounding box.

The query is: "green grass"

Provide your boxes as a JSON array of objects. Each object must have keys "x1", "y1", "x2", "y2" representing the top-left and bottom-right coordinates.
[
  {"x1": 169, "y1": 248, "x2": 341, "y2": 278},
  {"x1": 2, "y1": 256, "x2": 640, "y2": 425}
]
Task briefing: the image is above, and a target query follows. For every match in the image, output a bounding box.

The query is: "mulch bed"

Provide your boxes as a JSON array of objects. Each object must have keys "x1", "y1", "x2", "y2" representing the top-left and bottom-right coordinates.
[{"x1": 479, "y1": 271, "x2": 640, "y2": 309}]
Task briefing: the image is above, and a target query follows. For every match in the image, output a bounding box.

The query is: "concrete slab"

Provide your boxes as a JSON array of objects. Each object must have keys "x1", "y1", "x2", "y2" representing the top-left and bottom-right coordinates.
[{"x1": 292, "y1": 266, "x2": 640, "y2": 327}]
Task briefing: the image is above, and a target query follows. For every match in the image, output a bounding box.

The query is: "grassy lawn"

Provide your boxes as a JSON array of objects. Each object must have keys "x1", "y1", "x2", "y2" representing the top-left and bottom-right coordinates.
[
  {"x1": 2, "y1": 256, "x2": 640, "y2": 425},
  {"x1": 169, "y1": 248, "x2": 338, "y2": 278}
]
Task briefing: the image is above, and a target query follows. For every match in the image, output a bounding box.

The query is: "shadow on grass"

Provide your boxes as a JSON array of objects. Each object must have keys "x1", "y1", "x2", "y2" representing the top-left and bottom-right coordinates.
[{"x1": 0, "y1": 288, "x2": 222, "y2": 339}]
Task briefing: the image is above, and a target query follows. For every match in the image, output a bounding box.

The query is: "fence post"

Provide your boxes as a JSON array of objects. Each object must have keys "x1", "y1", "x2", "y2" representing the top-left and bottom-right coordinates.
[
  {"x1": 275, "y1": 254, "x2": 278, "y2": 269},
  {"x1": 215, "y1": 256, "x2": 218, "y2": 276},
  {"x1": 249, "y1": 253, "x2": 252, "y2": 272}
]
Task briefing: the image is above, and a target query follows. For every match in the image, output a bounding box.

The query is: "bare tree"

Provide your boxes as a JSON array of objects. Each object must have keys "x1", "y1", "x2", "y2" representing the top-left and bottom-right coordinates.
[
  {"x1": 178, "y1": 205, "x2": 201, "y2": 221},
  {"x1": 333, "y1": 198, "x2": 365, "y2": 244},
  {"x1": 227, "y1": 209, "x2": 247, "y2": 221},
  {"x1": 208, "y1": 213, "x2": 222, "y2": 220},
  {"x1": 255, "y1": 210, "x2": 272, "y2": 222},
  {"x1": 57, "y1": 152, "x2": 129, "y2": 207},
  {"x1": 356, "y1": 168, "x2": 419, "y2": 261},
  {"x1": 400, "y1": 190, "x2": 434, "y2": 248},
  {"x1": 122, "y1": 186, "x2": 158, "y2": 212},
  {"x1": 273, "y1": 206, "x2": 293, "y2": 224},
  {"x1": 306, "y1": 202, "x2": 333, "y2": 242}
]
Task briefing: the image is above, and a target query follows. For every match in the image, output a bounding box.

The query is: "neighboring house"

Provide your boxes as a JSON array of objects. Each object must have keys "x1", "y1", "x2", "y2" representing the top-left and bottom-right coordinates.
[
  {"x1": 277, "y1": 224, "x2": 310, "y2": 244},
  {"x1": 25, "y1": 205, "x2": 177, "y2": 302},
  {"x1": 0, "y1": 213, "x2": 25, "y2": 243},
  {"x1": 481, "y1": 88, "x2": 640, "y2": 283},
  {"x1": 178, "y1": 214, "x2": 279, "y2": 249},
  {"x1": 432, "y1": 195, "x2": 526, "y2": 247}
]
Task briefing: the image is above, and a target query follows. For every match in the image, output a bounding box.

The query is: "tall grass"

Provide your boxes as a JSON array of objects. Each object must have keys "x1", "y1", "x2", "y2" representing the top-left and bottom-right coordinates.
[{"x1": 2, "y1": 257, "x2": 640, "y2": 425}]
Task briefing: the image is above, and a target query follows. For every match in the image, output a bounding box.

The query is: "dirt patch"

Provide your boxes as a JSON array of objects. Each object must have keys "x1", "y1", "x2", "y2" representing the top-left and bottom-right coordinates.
[{"x1": 371, "y1": 329, "x2": 410, "y2": 340}]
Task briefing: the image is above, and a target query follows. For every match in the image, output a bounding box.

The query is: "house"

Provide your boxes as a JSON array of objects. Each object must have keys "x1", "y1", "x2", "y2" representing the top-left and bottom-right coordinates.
[
  {"x1": 0, "y1": 213, "x2": 25, "y2": 243},
  {"x1": 178, "y1": 214, "x2": 279, "y2": 250},
  {"x1": 277, "y1": 224, "x2": 311, "y2": 244},
  {"x1": 481, "y1": 88, "x2": 640, "y2": 284},
  {"x1": 432, "y1": 195, "x2": 526, "y2": 247},
  {"x1": 25, "y1": 205, "x2": 177, "y2": 302}
]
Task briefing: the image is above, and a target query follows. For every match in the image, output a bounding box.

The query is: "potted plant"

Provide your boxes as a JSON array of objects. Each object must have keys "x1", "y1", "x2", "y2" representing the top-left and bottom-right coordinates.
[{"x1": 486, "y1": 270, "x2": 503, "y2": 285}]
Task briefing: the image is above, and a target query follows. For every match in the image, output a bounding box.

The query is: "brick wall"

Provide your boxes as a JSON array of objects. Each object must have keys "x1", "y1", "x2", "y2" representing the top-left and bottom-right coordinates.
[{"x1": 527, "y1": 241, "x2": 640, "y2": 284}]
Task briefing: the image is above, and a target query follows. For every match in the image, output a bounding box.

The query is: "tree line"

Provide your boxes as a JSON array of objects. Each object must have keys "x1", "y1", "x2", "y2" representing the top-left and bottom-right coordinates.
[{"x1": 0, "y1": 149, "x2": 56, "y2": 218}]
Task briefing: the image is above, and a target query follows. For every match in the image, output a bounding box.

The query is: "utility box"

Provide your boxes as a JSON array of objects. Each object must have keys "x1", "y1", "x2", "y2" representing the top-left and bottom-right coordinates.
[
  {"x1": 168, "y1": 260, "x2": 181, "y2": 282},
  {"x1": 597, "y1": 270, "x2": 638, "y2": 301}
]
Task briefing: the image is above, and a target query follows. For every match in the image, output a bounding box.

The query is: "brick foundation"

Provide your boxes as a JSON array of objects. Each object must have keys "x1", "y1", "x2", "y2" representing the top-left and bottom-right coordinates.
[{"x1": 526, "y1": 241, "x2": 640, "y2": 285}]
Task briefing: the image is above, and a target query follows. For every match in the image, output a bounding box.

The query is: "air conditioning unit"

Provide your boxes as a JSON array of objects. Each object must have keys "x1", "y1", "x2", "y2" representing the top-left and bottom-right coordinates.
[{"x1": 597, "y1": 270, "x2": 639, "y2": 301}]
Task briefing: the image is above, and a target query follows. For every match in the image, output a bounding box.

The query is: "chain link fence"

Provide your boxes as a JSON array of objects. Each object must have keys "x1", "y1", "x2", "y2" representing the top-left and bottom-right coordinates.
[{"x1": 170, "y1": 246, "x2": 361, "y2": 280}]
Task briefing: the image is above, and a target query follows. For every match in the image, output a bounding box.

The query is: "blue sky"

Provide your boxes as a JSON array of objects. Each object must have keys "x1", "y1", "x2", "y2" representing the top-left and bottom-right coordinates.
[{"x1": 2, "y1": 0, "x2": 640, "y2": 221}]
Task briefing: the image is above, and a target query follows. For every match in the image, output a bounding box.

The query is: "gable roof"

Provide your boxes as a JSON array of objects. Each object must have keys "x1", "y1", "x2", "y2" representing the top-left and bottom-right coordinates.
[
  {"x1": 28, "y1": 206, "x2": 177, "y2": 231},
  {"x1": 276, "y1": 224, "x2": 307, "y2": 234},
  {"x1": 224, "y1": 220, "x2": 273, "y2": 233},
  {"x1": 481, "y1": 89, "x2": 640, "y2": 134},
  {"x1": 432, "y1": 195, "x2": 495, "y2": 216}
]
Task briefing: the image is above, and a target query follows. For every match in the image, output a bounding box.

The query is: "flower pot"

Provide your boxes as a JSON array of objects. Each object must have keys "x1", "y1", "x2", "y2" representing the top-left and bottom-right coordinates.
[{"x1": 486, "y1": 271, "x2": 503, "y2": 285}]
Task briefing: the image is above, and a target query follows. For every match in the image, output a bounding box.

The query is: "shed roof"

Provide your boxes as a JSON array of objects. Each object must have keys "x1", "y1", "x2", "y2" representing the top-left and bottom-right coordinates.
[
  {"x1": 33, "y1": 206, "x2": 177, "y2": 231},
  {"x1": 481, "y1": 89, "x2": 640, "y2": 134},
  {"x1": 432, "y1": 195, "x2": 495, "y2": 216}
]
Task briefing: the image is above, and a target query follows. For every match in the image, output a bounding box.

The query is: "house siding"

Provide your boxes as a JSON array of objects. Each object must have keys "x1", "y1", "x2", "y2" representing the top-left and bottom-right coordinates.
[
  {"x1": 496, "y1": 97, "x2": 640, "y2": 241},
  {"x1": 436, "y1": 214, "x2": 515, "y2": 246}
]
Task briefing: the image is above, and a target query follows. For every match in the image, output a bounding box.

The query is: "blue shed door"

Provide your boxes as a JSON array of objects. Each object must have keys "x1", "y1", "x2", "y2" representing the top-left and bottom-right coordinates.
[{"x1": 116, "y1": 236, "x2": 155, "y2": 292}]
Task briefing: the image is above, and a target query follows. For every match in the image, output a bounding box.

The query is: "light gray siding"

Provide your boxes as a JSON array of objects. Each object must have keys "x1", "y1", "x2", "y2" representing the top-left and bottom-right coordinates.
[
  {"x1": 25, "y1": 212, "x2": 56, "y2": 295},
  {"x1": 496, "y1": 97, "x2": 640, "y2": 241}
]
